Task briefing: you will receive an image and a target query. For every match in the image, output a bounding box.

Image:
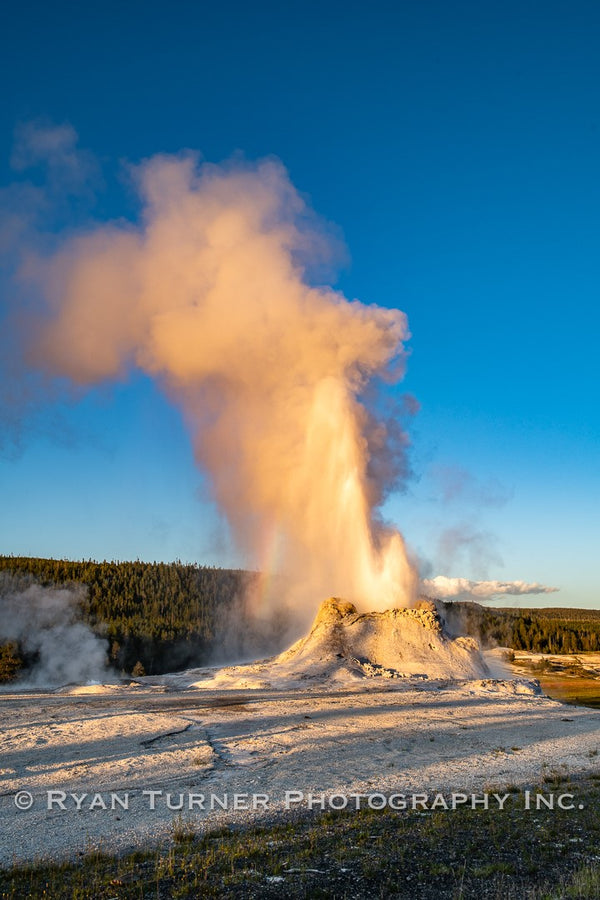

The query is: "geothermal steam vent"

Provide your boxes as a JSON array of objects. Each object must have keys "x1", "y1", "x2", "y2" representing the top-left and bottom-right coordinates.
[{"x1": 274, "y1": 598, "x2": 489, "y2": 681}]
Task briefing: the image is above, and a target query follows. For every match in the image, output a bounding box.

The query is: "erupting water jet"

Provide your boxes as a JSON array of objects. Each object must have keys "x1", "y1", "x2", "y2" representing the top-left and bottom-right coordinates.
[{"x1": 23, "y1": 153, "x2": 419, "y2": 626}]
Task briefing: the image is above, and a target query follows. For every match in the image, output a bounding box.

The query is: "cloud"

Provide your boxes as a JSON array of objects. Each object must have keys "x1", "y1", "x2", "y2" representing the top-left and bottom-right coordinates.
[
  {"x1": 10, "y1": 119, "x2": 99, "y2": 195},
  {"x1": 422, "y1": 575, "x2": 559, "y2": 601},
  {"x1": 0, "y1": 120, "x2": 100, "y2": 264},
  {"x1": 0, "y1": 573, "x2": 109, "y2": 686},
  {"x1": 429, "y1": 464, "x2": 513, "y2": 507},
  {"x1": 4, "y1": 143, "x2": 419, "y2": 622},
  {"x1": 0, "y1": 121, "x2": 106, "y2": 457},
  {"x1": 436, "y1": 523, "x2": 503, "y2": 579}
]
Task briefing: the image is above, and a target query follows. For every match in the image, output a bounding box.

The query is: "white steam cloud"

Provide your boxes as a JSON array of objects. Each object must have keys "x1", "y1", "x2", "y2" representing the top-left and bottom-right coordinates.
[
  {"x1": 422, "y1": 575, "x2": 559, "y2": 602},
  {"x1": 17, "y1": 147, "x2": 418, "y2": 623},
  {"x1": 0, "y1": 574, "x2": 109, "y2": 686}
]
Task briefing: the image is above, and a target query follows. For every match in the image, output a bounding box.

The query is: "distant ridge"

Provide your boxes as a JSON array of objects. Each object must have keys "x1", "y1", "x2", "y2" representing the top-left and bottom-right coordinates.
[{"x1": 1, "y1": 557, "x2": 599, "y2": 678}]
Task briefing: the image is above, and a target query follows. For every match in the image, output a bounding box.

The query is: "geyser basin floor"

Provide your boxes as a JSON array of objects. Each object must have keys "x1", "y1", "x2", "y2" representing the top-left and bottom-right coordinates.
[{"x1": 1, "y1": 679, "x2": 600, "y2": 865}]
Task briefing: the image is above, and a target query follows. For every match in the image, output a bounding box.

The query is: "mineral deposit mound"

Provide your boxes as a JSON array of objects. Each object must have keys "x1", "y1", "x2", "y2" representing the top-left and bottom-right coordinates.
[
  {"x1": 272, "y1": 597, "x2": 490, "y2": 682},
  {"x1": 184, "y1": 596, "x2": 491, "y2": 691}
]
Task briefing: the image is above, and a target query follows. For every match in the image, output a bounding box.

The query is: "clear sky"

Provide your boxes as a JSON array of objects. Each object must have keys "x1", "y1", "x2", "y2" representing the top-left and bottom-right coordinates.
[{"x1": 1, "y1": 0, "x2": 599, "y2": 607}]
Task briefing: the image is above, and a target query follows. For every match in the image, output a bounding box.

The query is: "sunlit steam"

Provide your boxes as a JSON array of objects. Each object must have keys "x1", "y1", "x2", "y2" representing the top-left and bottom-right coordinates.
[
  {"x1": 23, "y1": 153, "x2": 417, "y2": 623},
  {"x1": 0, "y1": 573, "x2": 109, "y2": 686}
]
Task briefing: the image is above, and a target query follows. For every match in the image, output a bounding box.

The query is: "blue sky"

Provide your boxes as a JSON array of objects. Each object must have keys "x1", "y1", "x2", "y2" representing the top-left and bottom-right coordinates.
[{"x1": 1, "y1": 0, "x2": 599, "y2": 606}]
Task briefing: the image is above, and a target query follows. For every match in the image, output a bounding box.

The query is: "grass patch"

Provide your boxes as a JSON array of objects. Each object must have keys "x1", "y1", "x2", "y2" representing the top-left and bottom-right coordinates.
[
  {"x1": 172, "y1": 816, "x2": 196, "y2": 845},
  {"x1": 536, "y1": 863, "x2": 600, "y2": 899},
  {"x1": 536, "y1": 674, "x2": 600, "y2": 709},
  {"x1": 511, "y1": 655, "x2": 600, "y2": 709},
  {"x1": 4, "y1": 779, "x2": 600, "y2": 898}
]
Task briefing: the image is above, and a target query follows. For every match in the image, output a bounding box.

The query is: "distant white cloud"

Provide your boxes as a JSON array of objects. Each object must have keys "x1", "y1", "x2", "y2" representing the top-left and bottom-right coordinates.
[{"x1": 422, "y1": 575, "x2": 559, "y2": 601}]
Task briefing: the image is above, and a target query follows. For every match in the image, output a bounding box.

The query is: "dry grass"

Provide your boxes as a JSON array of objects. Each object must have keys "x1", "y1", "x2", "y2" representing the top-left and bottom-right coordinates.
[
  {"x1": 3, "y1": 778, "x2": 600, "y2": 898},
  {"x1": 535, "y1": 674, "x2": 600, "y2": 709},
  {"x1": 511, "y1": 654, "x2": 600, "y2": 709}
]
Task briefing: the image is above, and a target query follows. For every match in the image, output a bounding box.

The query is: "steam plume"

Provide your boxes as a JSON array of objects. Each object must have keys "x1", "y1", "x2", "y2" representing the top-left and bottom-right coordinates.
[
  {"x1": 0, "y1": 573, "x2": 109, "y2": 686},
  {"x1": 21, "y1": 152, "x2": 417, "y2": 621}
]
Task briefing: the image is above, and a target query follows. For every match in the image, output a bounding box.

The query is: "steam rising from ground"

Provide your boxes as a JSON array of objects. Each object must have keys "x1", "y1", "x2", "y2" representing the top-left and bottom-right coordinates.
[
  {"x1": 21, "y1": 152, "x2": 417, "y2": 622},
  {"x1": 0, "y1": 574, "x2": 108, "y2": 686}
]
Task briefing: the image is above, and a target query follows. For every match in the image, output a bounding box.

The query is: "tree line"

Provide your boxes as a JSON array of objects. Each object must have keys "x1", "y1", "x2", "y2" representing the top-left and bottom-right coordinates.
[
  {"x1": 0, "y1": 555, "x2": 265, "y2": 679},
  {"x1": 0, "y1": 555, "x2": 598, "y2": 682},
  {"x1": 443, "y1": 601, "x2": 600, "y2": 655}
]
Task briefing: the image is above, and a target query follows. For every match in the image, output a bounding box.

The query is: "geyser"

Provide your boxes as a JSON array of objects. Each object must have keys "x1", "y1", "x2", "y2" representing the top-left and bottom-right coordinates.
[
  {"x1": 275, "y1": 597, "x2": 490, "y2": 681},
  {"x1": 22, "y1": 152, "x2": 418, "y2": 623},
  {"x1": 184, "y1": 596, "x2": 491, "y2": 689}
]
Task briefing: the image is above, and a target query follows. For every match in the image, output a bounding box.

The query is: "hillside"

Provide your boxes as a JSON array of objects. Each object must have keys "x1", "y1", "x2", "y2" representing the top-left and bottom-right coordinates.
[
  {"x1": 442, "y1": 601, "x2": 600, "y2": 654},
  {"x1": 0, "y1": 555, "x2": 268, "y2": 678},
  {"x1": 0, "y1": 556, "x2": 598, "y2": 679}
]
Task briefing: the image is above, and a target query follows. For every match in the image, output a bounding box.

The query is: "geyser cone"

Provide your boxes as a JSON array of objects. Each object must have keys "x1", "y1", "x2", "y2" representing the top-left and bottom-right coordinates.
[{"x1": 276, "y1": 597, "x2": 490, "y2": 680}]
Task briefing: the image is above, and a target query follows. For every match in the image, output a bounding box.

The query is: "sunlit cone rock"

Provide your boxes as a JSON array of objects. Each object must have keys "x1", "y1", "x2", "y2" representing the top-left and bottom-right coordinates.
[{"x1": 275, "y1": 597, "x2": 490, "y2": 680}]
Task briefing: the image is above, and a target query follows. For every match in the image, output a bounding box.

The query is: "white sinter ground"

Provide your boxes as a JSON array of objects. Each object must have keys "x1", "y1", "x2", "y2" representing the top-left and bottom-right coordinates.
[{"x1": 1, "y1": 597, "x2": 599, "y2": 865}]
